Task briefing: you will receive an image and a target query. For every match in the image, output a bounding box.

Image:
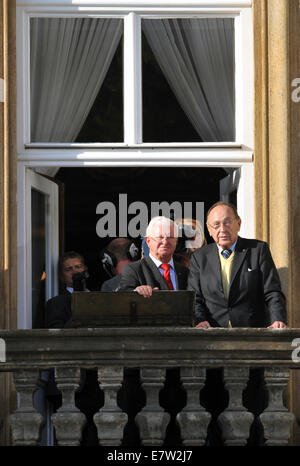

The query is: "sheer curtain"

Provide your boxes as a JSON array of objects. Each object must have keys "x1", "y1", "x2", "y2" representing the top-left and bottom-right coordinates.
[
  {"x1": 30, "y1": 17, "x2": 122, "y2": 143},
  {"x1": 142, "y1": 18, "x2": 235, "y2": 141}
]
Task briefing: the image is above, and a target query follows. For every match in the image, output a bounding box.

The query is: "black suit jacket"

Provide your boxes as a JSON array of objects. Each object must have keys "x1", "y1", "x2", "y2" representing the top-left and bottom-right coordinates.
[
  {"x1": 119, "y1": 256, "x2": 189, "y2": 291},
  {"x1": 100, "y1": 274, "x2": 121, "y2": 292},
  {"x1": 45, "y1": 290, "x2": 73, "y2": 328},
  {"x1": 188, "y1": 236, "x2": 287, "y2": 327}
]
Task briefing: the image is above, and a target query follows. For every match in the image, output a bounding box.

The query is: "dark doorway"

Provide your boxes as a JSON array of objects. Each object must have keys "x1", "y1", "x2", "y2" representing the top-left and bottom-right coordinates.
[{"x1": 55, "y1": 167, "x2": 227, "y2": 290}]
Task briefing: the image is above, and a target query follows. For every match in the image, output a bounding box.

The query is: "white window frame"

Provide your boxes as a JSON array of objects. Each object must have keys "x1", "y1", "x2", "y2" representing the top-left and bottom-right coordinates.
[
  {"x1": 18, "y1": 166, "x2": 59, "y2": 329},
  {"x1": 16, "y1": 0, "x2": 254, "y2": 329},
  {"x1": 17, "y1": 0, "x2": 253, "y2": 149}
]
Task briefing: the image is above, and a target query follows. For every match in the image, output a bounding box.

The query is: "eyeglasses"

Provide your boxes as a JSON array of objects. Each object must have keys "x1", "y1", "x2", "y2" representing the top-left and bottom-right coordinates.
[
  {"x1": 207, "y1": 218, "x2": 237, "y2": 230},
  {"x1": 151, "y1": 236, "x2": 177, "y2": 242}
]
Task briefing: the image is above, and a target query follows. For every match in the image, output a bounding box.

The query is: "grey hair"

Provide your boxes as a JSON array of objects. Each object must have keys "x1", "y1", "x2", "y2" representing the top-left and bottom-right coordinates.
[{"x1": 146, "y1": 216, "x2": 178, "y2": 237}]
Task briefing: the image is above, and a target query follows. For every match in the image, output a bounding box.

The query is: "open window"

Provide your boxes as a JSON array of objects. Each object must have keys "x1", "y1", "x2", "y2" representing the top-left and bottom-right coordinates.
[
  {"x1": 16, "y1": 0, "x2": 254, "y2": 329},
  {"x1": 18, "y1": 169, "x2": 59, "y2": 328}
]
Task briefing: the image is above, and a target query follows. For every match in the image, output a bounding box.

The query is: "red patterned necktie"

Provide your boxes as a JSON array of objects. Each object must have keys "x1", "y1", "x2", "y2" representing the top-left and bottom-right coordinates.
[{"x1": 160, "y1": 263, "x2": 174, "y2": 290}]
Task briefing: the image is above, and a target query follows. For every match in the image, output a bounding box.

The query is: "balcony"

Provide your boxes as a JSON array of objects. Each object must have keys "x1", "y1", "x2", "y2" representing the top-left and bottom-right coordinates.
[{"x1": 0, "y1": 327, "x2": 299, "y2": 446}]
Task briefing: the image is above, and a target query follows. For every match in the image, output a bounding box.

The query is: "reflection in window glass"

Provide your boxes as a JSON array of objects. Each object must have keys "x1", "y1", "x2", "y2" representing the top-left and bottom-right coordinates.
[
  {"x1": 142, "y1": 18, "x2": 235, "y2": 142},
  {"x1": 30, "y1": 18, "x2": 123, "y2": 143}
]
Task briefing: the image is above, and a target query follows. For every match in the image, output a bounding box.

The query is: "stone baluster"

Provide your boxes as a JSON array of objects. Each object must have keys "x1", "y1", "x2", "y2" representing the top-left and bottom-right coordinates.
[
  {"x1": 93, "y1": 366, "x2": 128, "y2": 446},
  {"x1": 135, "y1": 367, "x2": 170, "y2": 445},
  {"x1": 51, "y1": 367, "x2": 86, "y2": 446},
  {"x1": 259, "y1": 367, "x2": 295, "y2": 445},
  {"x1": 217, "y1": 367, "x2": 254, "y2": 446},
  {"x1": 9, "y1": 369, "x2": 45, "y2": 446},
  {"x1": 176, "y1": 367, "x2": 211, "y2": 445}
]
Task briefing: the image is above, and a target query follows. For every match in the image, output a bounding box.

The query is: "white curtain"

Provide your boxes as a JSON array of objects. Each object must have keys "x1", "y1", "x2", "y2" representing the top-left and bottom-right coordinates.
[
  {"x1": 30, "y1": 17, "x2": 122, "y2": 143},
  {"x1": 142, "y1": 18, "x2": 235, "y2": 141}
]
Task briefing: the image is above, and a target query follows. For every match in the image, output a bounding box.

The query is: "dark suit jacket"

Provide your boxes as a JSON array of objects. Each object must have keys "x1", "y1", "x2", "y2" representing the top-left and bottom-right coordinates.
[
  {"x1": 100, "y1": 274, "x2": 121, "y2": 292},
  {"x1": 188, "y1": 236, "x2": 287, "y2": 327},
  {"x1": 45, "y1": 290, "x2": 72, "y2": 328},
  {"x1": 119, "y1": 256, "x2": 189, "y2": 291}
]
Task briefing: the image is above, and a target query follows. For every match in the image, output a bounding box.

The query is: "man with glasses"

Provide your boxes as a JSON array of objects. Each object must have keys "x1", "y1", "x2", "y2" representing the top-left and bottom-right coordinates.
[
  {"x1": 119, "y1": 216, "x2": 189, "y2": 296},
  {"x1": 188, "y1": 201, "x2": 287, "y2": 329}
]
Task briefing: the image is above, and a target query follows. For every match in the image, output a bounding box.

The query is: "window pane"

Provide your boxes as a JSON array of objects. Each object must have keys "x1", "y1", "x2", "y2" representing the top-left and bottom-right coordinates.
[
  {"x1": 30, "y1": 17, "x2": 123, "y2": 143},
  {"x1": 31, "y1": 188, "x2": 46, "y2": 328},
  {"x1": 142, "y1": 18, "x2": 235, "y2": 142}
]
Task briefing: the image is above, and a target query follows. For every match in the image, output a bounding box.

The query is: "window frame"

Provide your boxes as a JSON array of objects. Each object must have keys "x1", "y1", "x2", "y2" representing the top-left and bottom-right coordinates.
[
  {"x1": 17, "y1": 0, "x2": 253, "y2": 150},
  {"x1": 16, "y1": 0, "x2": 254, "y2": 329}
]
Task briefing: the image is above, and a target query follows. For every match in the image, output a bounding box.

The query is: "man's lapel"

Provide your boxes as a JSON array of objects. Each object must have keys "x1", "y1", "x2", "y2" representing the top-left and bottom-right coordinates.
[
  {"x1": 230, "y1": 236, "x2": 248, "y2": 287},
  {"x1": 207, "y1": 244, "x2": 223, "y2": 291},
  {"x1": 174, "y1": 263, "x2": 186, "y2": 290},
  {"x1": 144, "y1": 256, "x2": 169, "y2": 290}
]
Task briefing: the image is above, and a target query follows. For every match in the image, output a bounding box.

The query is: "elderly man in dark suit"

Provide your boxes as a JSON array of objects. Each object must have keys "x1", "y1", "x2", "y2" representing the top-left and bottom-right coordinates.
[
  {"x1": 188, "y1": 202, "x2": 287, "y2": 446},
  {"x1": 119, "y1": 216, "x2": 189, "y2": 444},
  {"x1": 119, "y1": 216, "x2": 189, "y2": 294},
  {"x1": 188, "y1": 201, "x2": 287, "y2": 329}
]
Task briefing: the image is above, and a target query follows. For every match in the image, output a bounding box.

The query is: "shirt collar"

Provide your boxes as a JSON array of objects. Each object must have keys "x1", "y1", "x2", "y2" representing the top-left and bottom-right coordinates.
[
  {"x1": 217, "y1": 240, "x2": 238, "y2": 254},
  {"x1": 149, "y1": 253, "x2": 175, "y2": 269},
  {"x1": 66, "y1": 287, "x2": 90, "y2": 293}
]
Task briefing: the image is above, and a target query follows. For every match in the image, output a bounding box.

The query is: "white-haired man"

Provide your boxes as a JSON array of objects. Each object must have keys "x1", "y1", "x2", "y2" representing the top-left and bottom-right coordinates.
[{"x1": 119, "y1": 216, "x2": 189, "y2": 296}]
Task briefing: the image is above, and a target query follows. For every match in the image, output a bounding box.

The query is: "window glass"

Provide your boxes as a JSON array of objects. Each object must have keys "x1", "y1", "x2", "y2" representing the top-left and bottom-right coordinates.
[
  {"x1": 142, "y1": 18, "x2": 235, "y2": 142},
  {"x1": 30, "y1": 17, "x2": 123, "y2": 142}
]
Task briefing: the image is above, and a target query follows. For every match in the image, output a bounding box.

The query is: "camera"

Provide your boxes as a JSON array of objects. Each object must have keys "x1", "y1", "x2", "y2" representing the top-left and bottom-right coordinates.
[{"x1": 72, "y1": 270, "x2": 89, "y2": 291}]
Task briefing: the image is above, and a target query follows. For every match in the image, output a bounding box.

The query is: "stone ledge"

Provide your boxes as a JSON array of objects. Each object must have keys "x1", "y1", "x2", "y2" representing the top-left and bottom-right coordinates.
[{"x1": 0, "y1": 328, "x2": 299, "y2": 370}]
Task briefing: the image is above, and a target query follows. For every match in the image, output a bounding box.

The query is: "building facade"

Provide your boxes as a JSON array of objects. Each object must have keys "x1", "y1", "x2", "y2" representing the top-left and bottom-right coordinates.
[{"x1": 0, "y1": 0, "x2": 299, "y2": 445}]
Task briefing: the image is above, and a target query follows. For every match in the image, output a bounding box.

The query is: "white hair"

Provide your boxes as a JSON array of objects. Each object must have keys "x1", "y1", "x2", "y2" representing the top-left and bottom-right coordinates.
[{"x1": 146, "y1": 216, "x2": 178, "y2": 237}]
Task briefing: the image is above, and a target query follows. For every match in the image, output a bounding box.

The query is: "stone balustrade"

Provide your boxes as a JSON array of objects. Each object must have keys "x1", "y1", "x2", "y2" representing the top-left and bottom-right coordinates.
[{"x1": 0, "y1": 328, "x2": 299, "y2": 446}]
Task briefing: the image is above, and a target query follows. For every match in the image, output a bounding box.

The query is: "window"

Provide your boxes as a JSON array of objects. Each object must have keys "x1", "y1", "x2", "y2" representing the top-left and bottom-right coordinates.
[
  {"x1": 29, "y1": 15, "x2": 235, "y2": 144},
  {"x1": 17, "y1": 1, "x2": 254, "y2": 329},
  {"x1": 142, "y1": 18, "x2": 235, "y2": 143},
  {"x1": 30, "y1": 17, "x2": 123, "y2": 143},
  {"x1": 18, "y1": 1, "x2": 253, "y2": 148}
]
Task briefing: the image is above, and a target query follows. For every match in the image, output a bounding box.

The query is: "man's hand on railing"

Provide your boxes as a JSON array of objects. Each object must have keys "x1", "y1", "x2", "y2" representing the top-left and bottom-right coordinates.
[
  {"x1": 195, "y1": 321, "x2": 211, "y2": 329},
  {"x1": 267, "y1": 320, "x2": 287, "y2": 329},
  {"x1": 134, "y1": 285, "x2": 159, "y2": 298}
]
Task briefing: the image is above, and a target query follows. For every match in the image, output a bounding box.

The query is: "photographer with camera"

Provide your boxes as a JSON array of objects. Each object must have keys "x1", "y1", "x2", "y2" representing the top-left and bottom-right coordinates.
[
  {"x1": 45, "y1": 251, "x2": 89, "y2": 328},
  {"x1": 44, "y1": 251, "x2": 102, "y2": 445}
]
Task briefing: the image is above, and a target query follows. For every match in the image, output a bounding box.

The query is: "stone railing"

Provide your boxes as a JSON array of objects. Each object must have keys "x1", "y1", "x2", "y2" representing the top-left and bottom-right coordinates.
[{"x1": 0, "y1": 328, "x2": 300, "y2": 446}]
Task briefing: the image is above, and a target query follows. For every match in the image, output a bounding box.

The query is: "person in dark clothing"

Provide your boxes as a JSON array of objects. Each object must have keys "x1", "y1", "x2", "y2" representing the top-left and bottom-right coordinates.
[
  {"x1": 45, "y1": 251, "x2": 88, "y2": 328},
  {"x1": 45, "y1": 251, "x2": 101, "y2": 445}
]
